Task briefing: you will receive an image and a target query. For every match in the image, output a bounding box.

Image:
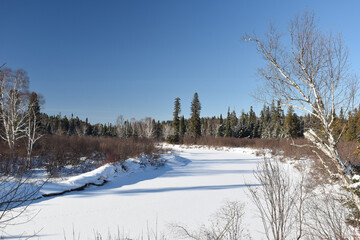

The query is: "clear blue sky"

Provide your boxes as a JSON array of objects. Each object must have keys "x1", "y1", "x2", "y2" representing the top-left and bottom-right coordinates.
[{"x1": 1, "y1": 0, "x2": 359, "y2": 124}]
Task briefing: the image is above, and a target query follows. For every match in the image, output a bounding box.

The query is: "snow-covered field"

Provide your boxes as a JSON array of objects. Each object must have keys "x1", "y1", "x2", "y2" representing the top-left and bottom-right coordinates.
[{"x1": 4, "y1": 145, "x2": 269, "y2": 239}]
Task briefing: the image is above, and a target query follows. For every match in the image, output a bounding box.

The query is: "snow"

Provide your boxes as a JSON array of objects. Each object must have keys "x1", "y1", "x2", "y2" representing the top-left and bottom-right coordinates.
[
  {"x1": 353, "y1": 174, "x2": 360, "y2": 182},
  {"x1": 3, "y1": 145, "x2": 267, "y2": 239}
]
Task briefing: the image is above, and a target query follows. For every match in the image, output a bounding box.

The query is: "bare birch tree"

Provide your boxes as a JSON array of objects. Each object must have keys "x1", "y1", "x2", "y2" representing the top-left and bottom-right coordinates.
[
  {"x1": 245, "y1": 11, "x2": 360, "y2": 210},
  {"x1": 116, "y1": 115, "x2": 125, "y2": 138},
  {"x1": 25, "y1": 106, "x2": 43, "y2": 165},
  {"x1": 0, "y1": 67, "x2": 44, "y2": 236},
  {"x1": 143, "y1": 117, "x2": 154, "y2": 138},
  {"x1": 0, "y1": 68, "x2": 30, "y2": 150}
]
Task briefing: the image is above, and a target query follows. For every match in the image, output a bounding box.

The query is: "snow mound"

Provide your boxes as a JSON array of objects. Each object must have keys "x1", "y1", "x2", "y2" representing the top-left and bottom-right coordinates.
[{"x1": 40, "y1": 154, "x2": 178, "y2": 197}]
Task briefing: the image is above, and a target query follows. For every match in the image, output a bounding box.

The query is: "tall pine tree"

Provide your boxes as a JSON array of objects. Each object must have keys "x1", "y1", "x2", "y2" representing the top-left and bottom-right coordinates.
[
  {"x1": 179, "y1": 116, "x2": 186, "y2": 137},
  {"x1": 189, "y1": 92, "x2": 201, "y2": 139},
  {"x1": 216, "y1": 114, "x2": 224, "y2": 137},
  {"x1": 283, "y1": 106, "x2": 301, "y2": 138},
  {"x1": 224, "y1": 108, "x2": 232, "y2": 137},
  {"x1": 172, "y1": 97, "x2": 181, "y2": 141}
]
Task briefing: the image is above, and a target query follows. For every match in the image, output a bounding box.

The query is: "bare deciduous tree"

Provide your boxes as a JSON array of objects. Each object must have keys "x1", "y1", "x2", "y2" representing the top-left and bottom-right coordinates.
[
  {"x1": 172, "y1": 201, "x2": 250, "y2": 240},
  {"x1": 247, "y1": 158, "x2": 307, "y2": 240},
  {"x1": 305, "y1": 187, "x2": 360, "y2": 240},
  {"x1": 0, "y1": 66, "x2": 44, "y2": 236},
  {"x1": 116, "y1": 115, "x2": 125, "y2": 138},
  {"x1": 0, "y1": 174, "x2": 43, "y2": 236},
  {"x1": 25, "y1": 107, "x2": 43, "y2": 165},
  {"x1": 143, "y1": 117, "x2": 154, "y2": 138},
  {"x1": 0, "y1": 68, "x2": 30, "y2": 150},
  {"x1": 245, "y1": 11, "x2": 360, "y2": 210}
]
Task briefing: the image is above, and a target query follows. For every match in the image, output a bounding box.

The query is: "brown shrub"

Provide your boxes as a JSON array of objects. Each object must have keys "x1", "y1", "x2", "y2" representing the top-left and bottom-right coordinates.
[
  {"x1": 32, "y1": 136, "x2": 158, "y2": 174},
  {"x1": 338, "y1": 141, "x2": 360, "y2": 165},
  {"x1": 182, "y1": 136, "x2": 360, "y2": 183}
]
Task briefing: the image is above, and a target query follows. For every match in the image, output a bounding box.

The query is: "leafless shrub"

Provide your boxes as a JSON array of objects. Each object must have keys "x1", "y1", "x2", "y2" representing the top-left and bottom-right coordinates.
[
  {"x1": 172, "y1": 201, "x2": 250, "y2": 240},
  {"x1": 304, "y1": 187, "x2": 360, "y2": 240},
  {"x1": 247, "y1": 158, "x2": 308, "y2": 240},
  {"x1": 33, "y1": 136, "x2": 158, "y2": 175},
  {"x1": 182, "y1": 136, "x2": 360, "y2": 186},
  {"x1": 338, "y1": 141, "x2": 360, "y2": 165},
  {"x1": 0, "y1": 169, "x2": 44, "y2": 237}
]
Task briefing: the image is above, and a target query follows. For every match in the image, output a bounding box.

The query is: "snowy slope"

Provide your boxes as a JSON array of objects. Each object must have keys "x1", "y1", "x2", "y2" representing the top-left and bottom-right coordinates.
[{"x1": 3, "y1": 145, "x2": 265, "y2": 239}]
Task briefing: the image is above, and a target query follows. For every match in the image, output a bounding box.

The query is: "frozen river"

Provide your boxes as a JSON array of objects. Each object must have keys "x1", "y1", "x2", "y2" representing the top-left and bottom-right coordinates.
[{"x1": 4, "y1": 145, "x2": 264, "y2": 239}]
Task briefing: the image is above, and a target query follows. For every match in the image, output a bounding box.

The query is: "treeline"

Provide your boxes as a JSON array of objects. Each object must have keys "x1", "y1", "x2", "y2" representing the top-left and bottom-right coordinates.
[
  {"x1": 1, "y1": 66, "x2": 360, "y2": 173},
  {"x1": 39, "y1": 94, "x2": 360, "y2": 144},
  {"x1": 40, "y1": 113, "x2": 117, "y2": 137}
]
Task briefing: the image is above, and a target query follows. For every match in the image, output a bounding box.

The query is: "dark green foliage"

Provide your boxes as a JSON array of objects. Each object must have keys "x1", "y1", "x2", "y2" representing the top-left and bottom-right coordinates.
[
  {"x1": 230, "y1": 110, "x2": 238, "y2": 134},
  {"x1": 283, "y1": 106, "x2": 302, "y2": 138},
  {"x1": 166, "y1": 134, "x2": 179, "y2": 144},
  {"x1": 224, "y1": 108, "x2": 232, "y2": 138},
  {"x1": 28, "y1": 91, "x2": 43, "y2": 132},
  {"x1": 189, "y1": 93, "x2": 202, "y2": 138},
  {"x1": 28, "y1": 92, "x2": 41, "y2": 117},
  {"x1": 270, "y1": 100, "x2": 284, "y2": 138},
  {"x1": 259, "y1": 105, "x2": 271, "y2": 138},
  {"x1": 344, "y1": 109, "x2": 360, "y2": 141},
  {"x1": 168, "y1": 97, "x2": 181, "y2": 143},
  {"x1": 216, "y1": 114, "x2": 224, "y2": 137},
  {"x1": 179, "y1": 116, "x2": 186, "y2": 137},
  {"x1": 173, "y1": 97, "x2": 181, "y2": 137}
]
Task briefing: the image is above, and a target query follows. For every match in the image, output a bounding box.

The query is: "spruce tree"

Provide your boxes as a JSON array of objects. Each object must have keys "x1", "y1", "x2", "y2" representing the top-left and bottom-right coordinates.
[
  {"x1": 172, "y1": 97, "x2": 181, "y2": 141},
  {"x1": 189, "y1": 92, "x2": 201, "y2": 139},
  {"x1": 248, "y1": 106, "x2": 257, "y2": 138},
  {"x1": 224, "y1": 108, "x2": 232, "y2": 137},
  {"x1": 28, "y1": 92, "x2": 41, "y2": 117},
  {"x1": 230, "y1": 110, "x2": 238, "y2": 134},
  {"x1": 284, "y1": 106, "x2": 297, "y2": 138},
  {"x1": 179, "y1": 116, "x2": 186, "y2": 137},
  {"x1": 69, "y1": 114, "x2": 75, "y2": 135},
  {"x1": 270, "y1": 100, "x2": 284, "y2": 138},
  {"x1": 216, "y1": 114, "x2": 224, "y2": 137},
  {"x1": 60, "y1": 116, "x2": 69, "y2": 135},
  {"x1": 344, "y1": 110, "x2": 360, "y2": 141}
]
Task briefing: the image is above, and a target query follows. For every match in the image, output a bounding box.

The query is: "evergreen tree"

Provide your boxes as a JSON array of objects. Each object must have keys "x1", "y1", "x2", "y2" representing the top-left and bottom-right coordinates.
[
  {"x1": 28, "y1": 92, "x2": 41, "y2": 117},
  {"x1": 248, "y1": 106, "x2": 257, "y2": 138},
  {"x1": 270, "y1": 100, "x2": 284, "y2": 138},
  {"x1": 69, "y1": 114, "x2": 75, "y2": 135},
  {"x1": 28, "y1": 92, "x2": 43, "y2": 132},
  {"x1": 253, "y1": 120, "x2": 260, "y2": 138},
  {"x1": 208, "y1": 117, "x2": 215, "y2": 136},
  {"x1": 179, "y1": 116, "x2": 186, "y2": 137},
  {"x1": 189, "y1": 93, "x2": 201, "y2": 139},
  {"x1": 344, "y1": 110, "x2": 360, "y2": 141},
  {"x1": 86, "y1": 123, "x2": 93, "y2": 136},
  {"x1": 152, "y1": 120, "x2": 162, "y2": 139},
  {"x1": 284, "y1": 106, "x2": 301, "y2": 138},
  {"x1": 261, "y1": 105, "x2": 271, "y2": 138},
  {"x1": 224, "y1": 108, "x2": 232, "y2": 137},
  {"x1": 237, "y1": 110, "x2": 251, "y2": 138},
  {"x1": 230, "y1": 110, "x2": 238, "y2": 134},
  {"x1": 216, "y1": 114, "x2": 224, "y2": 137},
  {"x1": 172, "y1": 97, "x2": 181, "y2": 138},
  {"x1": 60, "y1": 116, "x2": 69, "y2": 135}
]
